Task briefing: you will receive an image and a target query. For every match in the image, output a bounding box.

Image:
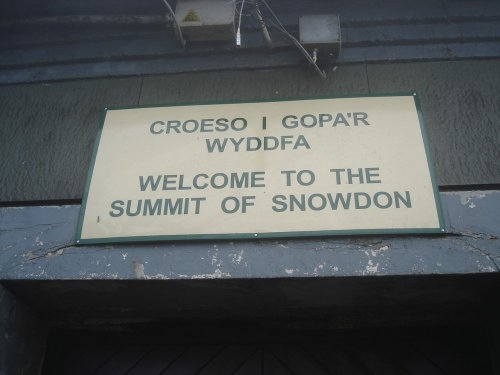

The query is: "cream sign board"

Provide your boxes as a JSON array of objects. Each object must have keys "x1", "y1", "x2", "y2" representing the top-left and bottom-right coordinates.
[{"x1": 76, "y1": 94, "x2": 444, "y2": 244}]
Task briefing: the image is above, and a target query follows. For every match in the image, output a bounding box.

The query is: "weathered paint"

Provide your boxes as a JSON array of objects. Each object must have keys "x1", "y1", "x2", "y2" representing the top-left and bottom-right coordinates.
[{"x1": 0, "y1": 191, "x2": 498, "y2": 281}]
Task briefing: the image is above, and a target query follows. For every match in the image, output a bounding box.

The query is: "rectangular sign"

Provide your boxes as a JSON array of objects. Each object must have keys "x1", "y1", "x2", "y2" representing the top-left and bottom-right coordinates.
[{"x1": 76, "y1": 94, "x2": 444, "y2": 244}]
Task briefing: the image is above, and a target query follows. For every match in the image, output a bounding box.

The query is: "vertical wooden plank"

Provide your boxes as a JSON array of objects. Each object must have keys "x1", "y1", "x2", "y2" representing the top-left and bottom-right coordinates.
[
  {"x1": 233, "y1": 349, "x2": 263, "y2": 375},
  {"x1": 267, "y1": 344, "x2": 330, "y2": 375},
  {"x1": 263, "y1": 350, "x2": 294, "y2": 375},
  {"x1": 56, "y1": 345, "x2": 118, "y2": 375},
  {"x1": 160, "y1": 345, "x2": 223, "y2": 375},
  {"x1": 198, "y1": 345, "x2": 257, "y2": 375},
  {"x1": 123, "y1": 345, "x2": 187, "y2": 375},
  {"x1": 92, "y1": 345, "x2": 151, "y2": 375},
  {"x1": 305, "y1": 343, "x2": 370, "y2": 375}
]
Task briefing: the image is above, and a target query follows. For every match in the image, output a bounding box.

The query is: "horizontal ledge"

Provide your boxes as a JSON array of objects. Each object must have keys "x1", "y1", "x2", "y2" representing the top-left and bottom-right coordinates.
[
  {"x1": 1, "y1": 43, "x2": 500, "y2": 85},
  {"x1": 0, "y1": 191, "x2": 499, "y2": 281},
  {"x1": 2, "y1": 20, "x2": 500, "y2": 65},
  {"x1": 2, "y1": 13, "x2": 500, "y2": 28}
]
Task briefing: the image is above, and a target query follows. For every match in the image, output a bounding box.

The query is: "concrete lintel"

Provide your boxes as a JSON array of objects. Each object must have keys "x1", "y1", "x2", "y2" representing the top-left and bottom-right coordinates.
[{"x1": 0, "y1": 191, "x2": 499, "y2": 281}]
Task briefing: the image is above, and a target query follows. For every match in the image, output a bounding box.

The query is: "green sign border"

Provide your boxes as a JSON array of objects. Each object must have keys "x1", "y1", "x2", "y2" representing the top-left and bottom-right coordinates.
[{"x1": 76, "y1": 93, "x2": 446, "y2": 245}]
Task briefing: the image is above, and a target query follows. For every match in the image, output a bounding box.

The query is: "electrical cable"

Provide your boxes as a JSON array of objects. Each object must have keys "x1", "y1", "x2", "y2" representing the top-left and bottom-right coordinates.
[
  {"x1": 238, "y1": 0, "x2": 246, "y2": 28},
  {"x1": 235, "y1": 0, "x2": 272, "y2": 47},
  {"x1": 236, "y1": 0, "x2": 245, "y2": 47},
  {"x1": 161, "y1": 0, "x2": 186, "y2": 47},
  {"x1": 267, "y1": 21, "x2": 326, "y2": 78},
  {"x1": 259, "y1": 0, "x2": 326, "y2": 78},
  {"x1": 254, "y1": 1, "x2": 273, "y2": 47},
  {"x1": 259, "y1": 0, "x2": 285, "y2": 30}
]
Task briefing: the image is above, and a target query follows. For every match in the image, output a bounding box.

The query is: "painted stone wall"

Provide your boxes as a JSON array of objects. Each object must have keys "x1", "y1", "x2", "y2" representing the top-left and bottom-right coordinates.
[{"x1": 0, "y1": 60, "x2": 499, "y2": 202}]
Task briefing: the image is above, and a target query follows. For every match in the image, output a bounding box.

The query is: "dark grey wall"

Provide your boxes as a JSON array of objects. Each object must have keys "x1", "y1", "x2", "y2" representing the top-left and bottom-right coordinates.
[
  {"x1": 1, "y1": 60, "x2": 499, "y2": 202},
  {"x1": 0, "y1": 77, "x2": 142, "y2": 202}
]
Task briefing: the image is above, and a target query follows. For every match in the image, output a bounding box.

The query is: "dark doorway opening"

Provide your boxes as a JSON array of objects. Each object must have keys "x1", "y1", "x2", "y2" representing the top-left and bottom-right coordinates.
[{"x1": 42, "y1": 324, "x2": 495, "y2": 375}]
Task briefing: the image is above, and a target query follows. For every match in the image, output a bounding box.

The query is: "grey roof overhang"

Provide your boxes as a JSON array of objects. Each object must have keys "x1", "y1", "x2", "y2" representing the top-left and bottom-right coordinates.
[{"x1": 1, "y1": 0, "x2": 500, "y2": 84}]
